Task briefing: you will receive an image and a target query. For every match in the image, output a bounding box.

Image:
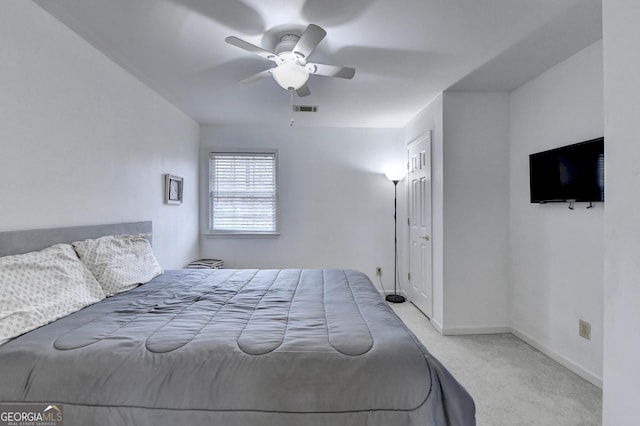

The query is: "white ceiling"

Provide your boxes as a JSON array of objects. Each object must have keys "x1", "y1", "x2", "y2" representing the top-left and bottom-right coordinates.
[{"x1": 34, "y1": 0, "x2": 602, "y2": 128}]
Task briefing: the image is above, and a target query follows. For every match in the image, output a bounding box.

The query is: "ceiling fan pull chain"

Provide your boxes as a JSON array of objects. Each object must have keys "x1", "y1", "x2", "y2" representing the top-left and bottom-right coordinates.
[{"x1": 289, "y1": 88, "x2": 295, "y2": 127}]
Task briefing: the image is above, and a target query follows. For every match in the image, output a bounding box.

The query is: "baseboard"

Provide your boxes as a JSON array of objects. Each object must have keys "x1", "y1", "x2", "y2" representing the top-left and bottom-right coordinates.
[
  {"x1": 440, "y1": 325, "x2": 512, "y2": 335},
  {"x1": 430, "y1": 318, "x2": 444, "y2": 334},
  {"x1": 510, "y1": 327, "x2": 603, "y2": 389},
  {"x1": 427, "y1": 318, "x2": 509, "y2": 336}
]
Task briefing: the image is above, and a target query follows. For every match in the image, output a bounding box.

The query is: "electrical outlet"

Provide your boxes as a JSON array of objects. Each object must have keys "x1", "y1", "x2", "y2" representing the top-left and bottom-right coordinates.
[
  {"x1": 376, "y1": 267, "x2": 382, "y2": 276},
  {"x1": 579, "y1": 319, "x2": 591, "y2": 340}
]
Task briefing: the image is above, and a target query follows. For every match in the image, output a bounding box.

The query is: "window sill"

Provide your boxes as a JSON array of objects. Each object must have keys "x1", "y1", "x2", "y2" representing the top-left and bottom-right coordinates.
[{"x1": 204, "y1": 232, "x2": 280, "y2": 239}]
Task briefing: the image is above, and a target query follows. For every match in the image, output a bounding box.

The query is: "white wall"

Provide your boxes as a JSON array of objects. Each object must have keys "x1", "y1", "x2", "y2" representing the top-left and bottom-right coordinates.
[
  {"x1": 0, "y1": 1, "x2": 200, "y2": 268},
  {"x1": 200, "y1": 125, "x2": 404, "y2": 288},
  {"x1": 403, "y1": 93, "x2": 510, "y2": 333},
  {"x1": 509, "y1": 41, "x2": 604, "y2": 386},
  {"x1": 602, "y1": 0, "x2": 640, "y2": 423},
  {"x1": 442, "y1": 92, "x2": 510, "y2": 333}
]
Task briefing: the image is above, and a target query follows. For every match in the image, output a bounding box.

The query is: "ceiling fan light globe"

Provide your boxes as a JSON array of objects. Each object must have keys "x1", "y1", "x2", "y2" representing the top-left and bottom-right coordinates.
[{"x1": 271, "y1": 63, "x2": 310, "y2": 90}]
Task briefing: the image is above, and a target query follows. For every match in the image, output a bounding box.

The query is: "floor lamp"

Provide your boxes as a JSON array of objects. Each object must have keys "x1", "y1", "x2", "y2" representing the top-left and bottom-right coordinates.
[{"x1": 385, "y1": 168, "x2": 407, "y2": 303}]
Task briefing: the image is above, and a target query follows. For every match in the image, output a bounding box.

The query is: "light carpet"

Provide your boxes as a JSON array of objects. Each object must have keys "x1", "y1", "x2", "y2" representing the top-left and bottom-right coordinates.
[{"x1": 392, "y1": 303, "x2": 602, "y2": 426}]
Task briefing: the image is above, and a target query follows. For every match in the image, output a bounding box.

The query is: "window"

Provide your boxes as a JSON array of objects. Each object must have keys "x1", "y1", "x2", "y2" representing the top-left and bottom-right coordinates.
[{"x1": 208, "y1": 151, "x2": 278, "y2": 235}]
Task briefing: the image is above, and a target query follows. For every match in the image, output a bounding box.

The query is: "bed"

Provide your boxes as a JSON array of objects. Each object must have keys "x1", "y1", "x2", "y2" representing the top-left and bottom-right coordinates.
[{"x1": 0, "y1": 221, "x2": 475, "y2": 426}]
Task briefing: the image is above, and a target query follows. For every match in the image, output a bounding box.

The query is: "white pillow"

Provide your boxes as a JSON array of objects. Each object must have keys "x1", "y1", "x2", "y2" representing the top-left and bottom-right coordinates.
[
  {"x1": 72, "y1": 234, "x2": 163, "y2": 297},
  {"x1": 0, "y1": 244, "x2": 106, "y2": 344}
]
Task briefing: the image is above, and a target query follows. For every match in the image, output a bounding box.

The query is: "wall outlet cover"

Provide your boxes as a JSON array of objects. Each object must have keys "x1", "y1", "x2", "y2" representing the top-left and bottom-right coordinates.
[{"x1": 579, "y1": 319, "x2": 591, "y2": 340}]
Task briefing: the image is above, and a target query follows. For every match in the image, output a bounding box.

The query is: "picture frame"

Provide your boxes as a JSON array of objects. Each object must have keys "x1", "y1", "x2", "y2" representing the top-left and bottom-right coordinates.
[{"x1": 164, "y1": 174, "x2": 183, "y2": 205}]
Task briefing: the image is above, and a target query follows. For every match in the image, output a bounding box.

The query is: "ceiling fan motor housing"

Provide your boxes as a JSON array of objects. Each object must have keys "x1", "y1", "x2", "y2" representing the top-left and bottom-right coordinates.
[{"x1": 275, "y1": 34, "x2": 300, "y2": 55}]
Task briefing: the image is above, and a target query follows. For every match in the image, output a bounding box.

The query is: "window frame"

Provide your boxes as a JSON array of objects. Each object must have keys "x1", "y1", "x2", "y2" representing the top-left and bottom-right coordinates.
[{"x1": 204, "y1": 148, "x2": 280, "y2": 238}]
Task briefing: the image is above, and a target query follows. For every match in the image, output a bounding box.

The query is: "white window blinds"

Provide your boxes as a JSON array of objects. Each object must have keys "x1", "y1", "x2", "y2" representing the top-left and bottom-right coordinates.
[{"x1": 209, "y1": 152, "x2": 278, "y2": 233}]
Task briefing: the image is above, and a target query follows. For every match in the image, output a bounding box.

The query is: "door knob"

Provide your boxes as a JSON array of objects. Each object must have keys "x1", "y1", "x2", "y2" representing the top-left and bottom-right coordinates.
[{"x1": 421, "y1": 234, "x2": 430, "y2": 241}]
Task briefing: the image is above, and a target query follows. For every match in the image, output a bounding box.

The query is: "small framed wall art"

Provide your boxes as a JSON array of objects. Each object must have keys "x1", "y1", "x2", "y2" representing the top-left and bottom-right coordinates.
[{"x1": 164, "y1": 174, "x2": 183, "y2": 205}]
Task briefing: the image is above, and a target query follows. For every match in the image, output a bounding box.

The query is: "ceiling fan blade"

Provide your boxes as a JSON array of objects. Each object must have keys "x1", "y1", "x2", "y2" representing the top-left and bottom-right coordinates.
[
  {"x1": 296, "y1": 84, "x2": 311, "y2": 97},
  {"x1": 307, "y1": 63, "x2": 356, "y2": 79},
  {"x1": 225, "y1": 36, "x2": 277, "y2": 61},
  {"x1": 239, "y1": 69, "x2": 273, "y2": 84},
  {"x1": 293, "y1": 24, "x2": 326, "y2": 58}
]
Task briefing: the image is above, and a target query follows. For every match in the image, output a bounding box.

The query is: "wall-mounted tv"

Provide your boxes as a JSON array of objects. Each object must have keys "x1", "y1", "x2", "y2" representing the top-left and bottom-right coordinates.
[{"x1": 529, "y1": 137, "x2": 604, "y2": 204}]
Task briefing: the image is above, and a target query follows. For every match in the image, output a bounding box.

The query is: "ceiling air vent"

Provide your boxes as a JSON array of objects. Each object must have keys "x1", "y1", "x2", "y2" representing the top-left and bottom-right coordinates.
[{"x1": 293, "y1": 105, "x2": 318, "y2": 112}]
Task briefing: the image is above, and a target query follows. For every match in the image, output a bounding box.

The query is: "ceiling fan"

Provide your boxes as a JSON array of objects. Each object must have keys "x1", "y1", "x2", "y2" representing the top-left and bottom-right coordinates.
[{"x1": 225, "y1": 24, "x2": 355, "y2": 97}]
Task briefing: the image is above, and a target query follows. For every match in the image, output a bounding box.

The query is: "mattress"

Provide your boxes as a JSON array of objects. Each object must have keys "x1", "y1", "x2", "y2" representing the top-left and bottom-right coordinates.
[{"x1": 0, "y1": 268, "x2": 475, "y2": 425}]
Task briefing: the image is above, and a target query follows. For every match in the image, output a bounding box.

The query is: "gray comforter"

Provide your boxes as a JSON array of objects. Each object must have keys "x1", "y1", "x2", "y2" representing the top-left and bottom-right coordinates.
[{"x1": 0, "y1": 269, "x2": 475, "y2": 425}]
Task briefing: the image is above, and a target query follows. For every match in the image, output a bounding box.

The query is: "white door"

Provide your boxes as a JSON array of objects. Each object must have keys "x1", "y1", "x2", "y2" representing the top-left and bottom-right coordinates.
[{"x1": 407, "y1": 132, "x2": 432, "y2": 318}]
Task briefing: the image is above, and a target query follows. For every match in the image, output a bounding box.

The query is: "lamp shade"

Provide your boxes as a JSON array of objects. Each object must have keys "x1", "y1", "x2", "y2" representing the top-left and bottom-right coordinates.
[
  {"x1": 271, "y1": 63, "x2": 310, "y2": 90},
  {"x1": 384, "y1": 167, "x2": 407, "y2": 182}
]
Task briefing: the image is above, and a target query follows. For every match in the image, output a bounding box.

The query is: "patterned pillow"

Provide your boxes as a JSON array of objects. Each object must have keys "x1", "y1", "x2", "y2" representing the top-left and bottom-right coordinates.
[
  {"x1": 0, "y1": 244, "x2": 106, "y2": 344},
  {"x1": 72, "y1": 234, "x2": 163, "y2": 297}
]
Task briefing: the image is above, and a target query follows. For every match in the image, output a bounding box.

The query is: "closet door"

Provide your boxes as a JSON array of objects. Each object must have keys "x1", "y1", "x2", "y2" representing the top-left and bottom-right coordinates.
[{"x1": 407, "y1": 132, "x2": 432, "y2": 318}]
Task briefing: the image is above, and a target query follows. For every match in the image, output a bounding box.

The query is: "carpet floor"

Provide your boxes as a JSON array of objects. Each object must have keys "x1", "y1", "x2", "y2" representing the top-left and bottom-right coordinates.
[{"x1": 392, "y1": 303, "x2": 602, "y2": 426}]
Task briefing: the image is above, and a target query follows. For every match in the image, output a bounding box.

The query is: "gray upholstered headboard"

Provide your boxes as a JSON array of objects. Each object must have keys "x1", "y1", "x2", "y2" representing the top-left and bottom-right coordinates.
[{"x1": 0, "y1": 221, "x2": 152, "y2": 257}]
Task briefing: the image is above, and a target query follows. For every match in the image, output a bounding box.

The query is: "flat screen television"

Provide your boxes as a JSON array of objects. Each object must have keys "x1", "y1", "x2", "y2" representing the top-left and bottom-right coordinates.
[{"x1": 529, "y1": 137, "x2": 604, "y2": 203}]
